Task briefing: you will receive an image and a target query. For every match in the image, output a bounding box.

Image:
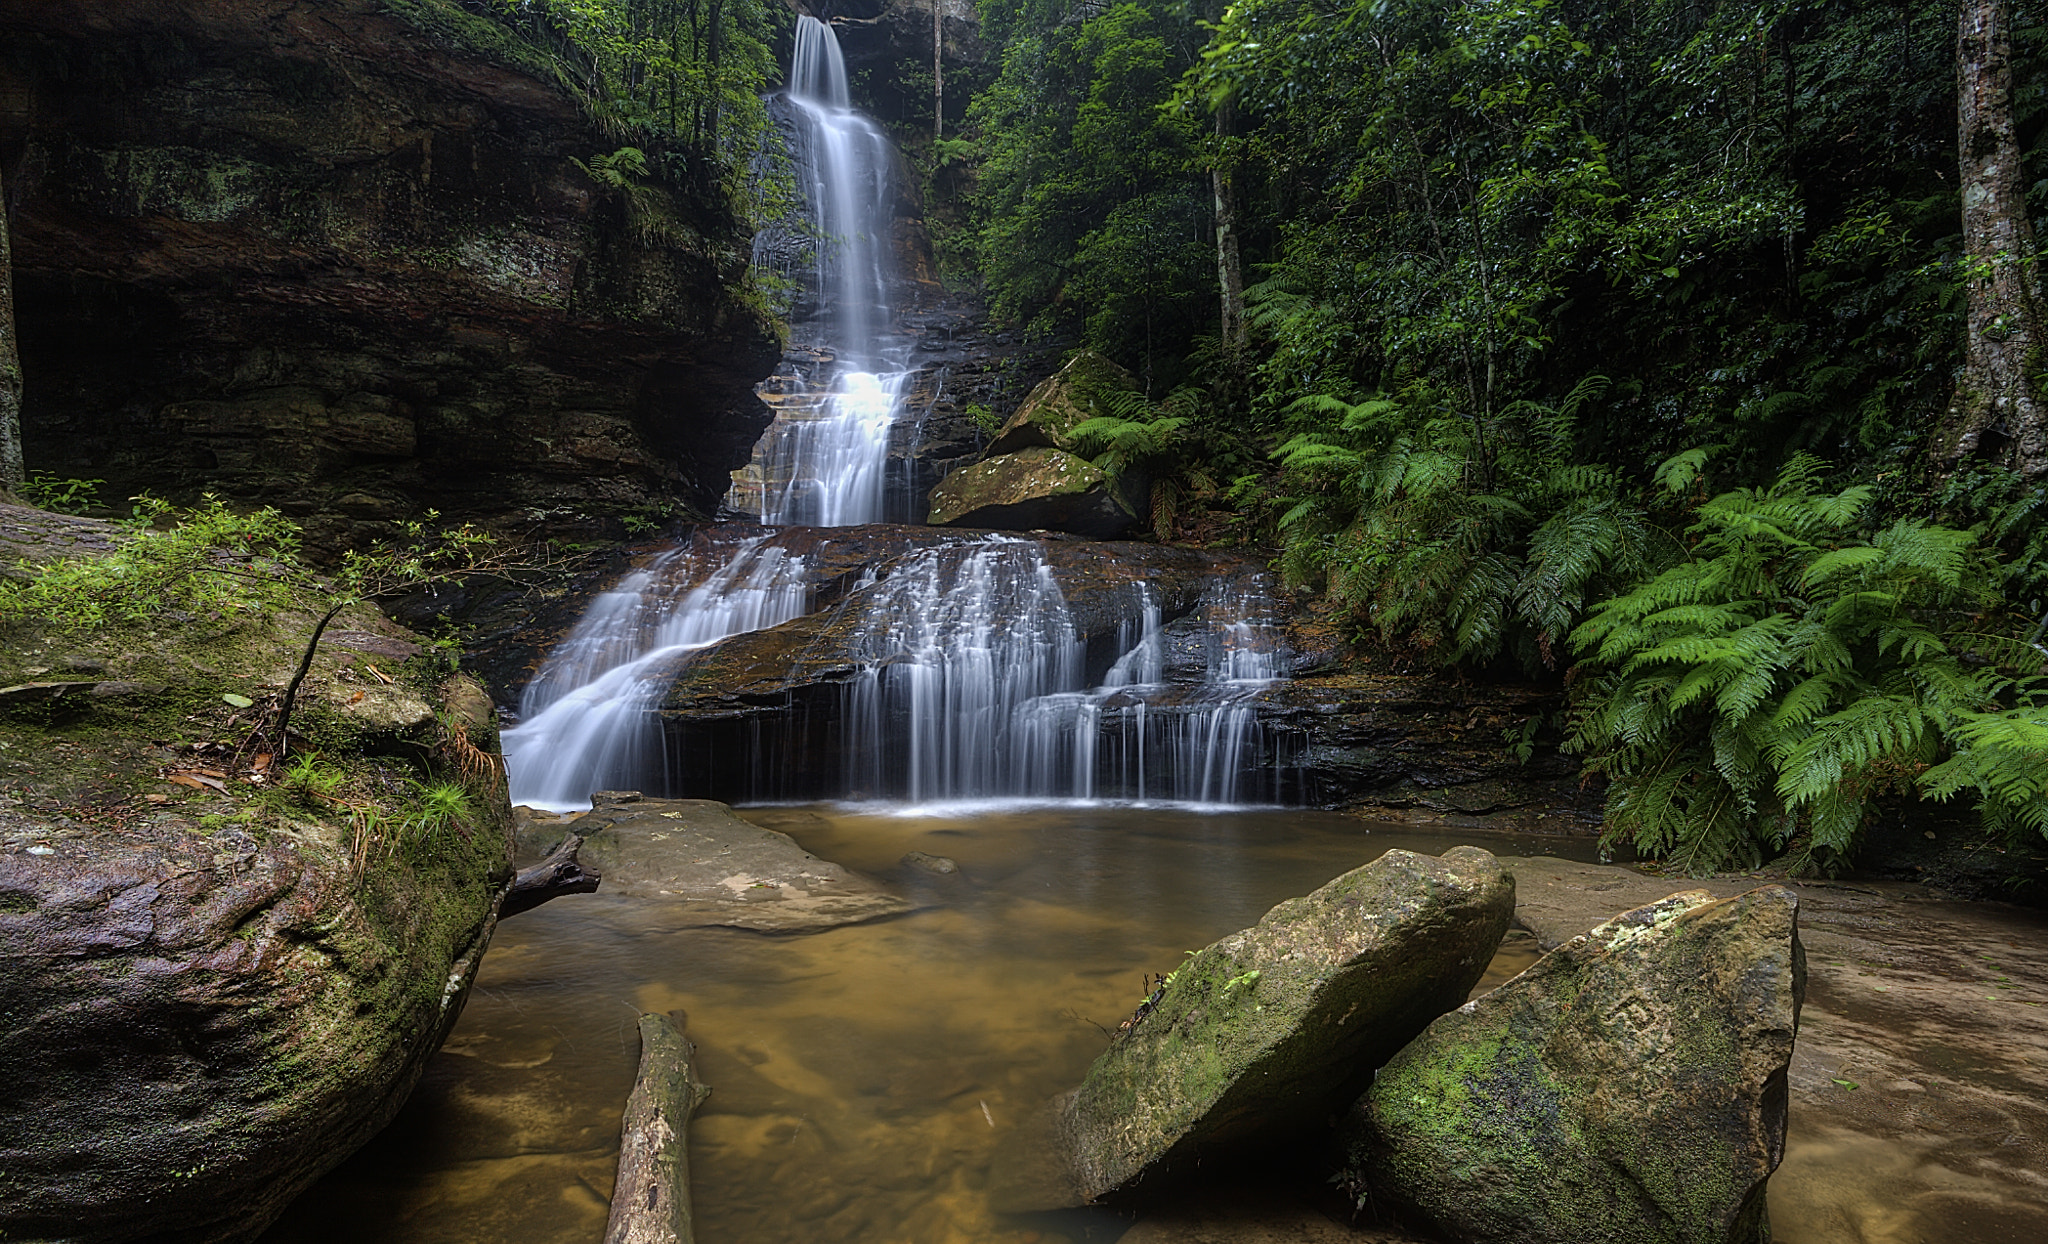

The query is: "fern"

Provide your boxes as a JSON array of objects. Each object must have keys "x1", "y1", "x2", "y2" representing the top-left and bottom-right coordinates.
[
  {"x1": 1270, "y1": 378, "x2": 1652, "y2": 671},
  {"x1": 1568, "y1": 456, "x2": 2044, "y2": 873}
]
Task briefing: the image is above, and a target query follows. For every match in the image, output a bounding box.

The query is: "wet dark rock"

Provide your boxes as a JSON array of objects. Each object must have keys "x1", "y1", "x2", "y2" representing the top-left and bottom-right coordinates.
[
  {"x1": 1351, "y1": 886, "x2": 1804, "y2": 1244},
  {"x1": 1, "y1": 0, "x2": 780, "y2": 553},
  {"x1": 1055, "y1": 846, "x2": 1516, "y2": 1205}
]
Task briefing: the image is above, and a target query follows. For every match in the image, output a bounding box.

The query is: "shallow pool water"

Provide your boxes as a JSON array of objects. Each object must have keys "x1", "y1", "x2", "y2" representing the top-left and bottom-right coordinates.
[{"x1": 257, "y1": 805, "x2": 2040, "y2": 1244}]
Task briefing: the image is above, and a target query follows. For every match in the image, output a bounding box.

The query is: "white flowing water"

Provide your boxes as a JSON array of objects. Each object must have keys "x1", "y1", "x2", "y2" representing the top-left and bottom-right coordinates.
[
  {"x1": 727, "y1": 16, "x2": 907, "y2": 526},
  {"x1": 507, "y1": 18, "x2": 909, "y2": 809},
  {"x1": 842, "y1": 539, "x2": 1294, "y2": 804},
  {"x1": 503, "y1": 539, "x2": 811, "y2": 811}
]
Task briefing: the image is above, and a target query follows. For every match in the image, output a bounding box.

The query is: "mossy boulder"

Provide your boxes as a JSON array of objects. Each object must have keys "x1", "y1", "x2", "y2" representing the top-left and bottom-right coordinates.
[
  {"x1": 1057, "y1": 846, "x2": 1515, "y2": 1203},
  {"x1": 0, "y1": 505, "x2": 517, "y2": 1244},
  {"x1": 1349, "y1": 886, "x2": 1804, "y2": 1244},
  {"x1": 986, "y1": 350, "x2": 1142, "y2": 456},
  {"x1": 927, "y1": 446, "x2": 1139, "y2": 537}
]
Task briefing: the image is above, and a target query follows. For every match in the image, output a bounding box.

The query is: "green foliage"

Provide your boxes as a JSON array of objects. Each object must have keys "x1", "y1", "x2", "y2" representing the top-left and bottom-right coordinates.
[
  {"x1": 279, "y1": 755, "x2": 349, "y2": 810},
  {"x1": 0, "y1": 496, "x2": 297, "y2": 631},
  {"x1": 967, "y1": 1, "x2": 1212, "y2": 372},
  {"x1": 433, "y1": 0, "x2": 789, "y2": 213},
  {"x1": 18, "y1": 474, "x2": 105, "y2": 515},
  {"x1": 1568, "y1": 456, "x2": 2047, "y2": 872},
  {"x1": 1069, "y1": 386, "x2": 1208, "y2": 539},
  {"x1": 403, "y1": 780, "x2": 476, "y2": 849},
  {"x1": 1271, "y1": 377, "x2": 1653, "y2": 670}
]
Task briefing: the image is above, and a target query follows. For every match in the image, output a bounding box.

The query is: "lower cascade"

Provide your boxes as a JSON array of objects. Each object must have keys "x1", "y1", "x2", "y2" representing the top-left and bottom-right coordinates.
[
  {"x1": 842, "y1": 538, "x2": 1295, "y2": 804},
  {"x1": 506, "y1": 531, "x2": 1301, "y2": 810},
  {"x1": 503, "y1": 534, "x2": 812, "y2": 811}
]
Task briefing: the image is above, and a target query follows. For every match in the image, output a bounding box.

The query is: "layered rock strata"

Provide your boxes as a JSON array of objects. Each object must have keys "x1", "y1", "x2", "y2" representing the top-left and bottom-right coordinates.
[{"x1": 0, "y1": 0, "x2": 780, "y2": 554}]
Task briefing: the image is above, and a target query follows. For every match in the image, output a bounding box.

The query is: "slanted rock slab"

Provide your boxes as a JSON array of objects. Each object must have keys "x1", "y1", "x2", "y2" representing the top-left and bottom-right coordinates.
[
  {"x1": 532, "y1": 799, "x2": 911, "y2": 932},
  {"x1": 1351, "y1": 886, "x2": 1804, "y2": 1244},
  {"x1": 926, "y1": 445, "x2": 1139, "y2": 536},
  {"x1": 1058, "y1": 845, "x2": 1515, "y2": 1203}
]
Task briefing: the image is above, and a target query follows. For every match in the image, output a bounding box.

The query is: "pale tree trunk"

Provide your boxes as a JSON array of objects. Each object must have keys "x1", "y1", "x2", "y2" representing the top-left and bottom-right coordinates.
[
  {"x1": 1, "y1": 162, "x2": 25, "y2": 495},
  {"x1": 933, "y1": 0, "x2": 944, "y2": 144},
  {"x1": 1212, "y1": 100, "x2": 1245, "y2": 355},
  {"x1": 1945, "y1": 0, "x2": 2048, "y2": 480}
]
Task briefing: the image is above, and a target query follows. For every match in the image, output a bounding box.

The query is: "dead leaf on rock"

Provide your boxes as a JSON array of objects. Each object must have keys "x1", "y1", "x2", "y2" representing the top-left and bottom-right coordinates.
[{"x1": 166, "y1": 772, "x2": 228, "y2": 793}]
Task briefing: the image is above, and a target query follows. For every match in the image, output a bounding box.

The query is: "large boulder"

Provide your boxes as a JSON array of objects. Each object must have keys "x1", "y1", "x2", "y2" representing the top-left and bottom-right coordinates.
[
  {"x1": 985, "y1": 350, "x2": 1141, "y2": 456},
  {"x1": 1349, "y1": 886, "x2": 1805, "y2": 1244},
  {"x1": 1057, "y1": 846, "x2": 1516, "y2": 1203},
  {"x1": 927, "y1": 445, "x2": 1139, "y2": 536},
  {"x1": 0, "y1": 504, "x2": 519, "y2": 1244}
]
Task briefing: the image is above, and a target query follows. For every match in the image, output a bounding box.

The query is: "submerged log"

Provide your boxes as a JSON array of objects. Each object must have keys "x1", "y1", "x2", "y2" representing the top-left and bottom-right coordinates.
[
  {"x1": 605, "y1": 1012, "x2": 713, "y2": 1244},
  {"x1": 499, "y1": 833, "x2": 602, "y2": 919}
]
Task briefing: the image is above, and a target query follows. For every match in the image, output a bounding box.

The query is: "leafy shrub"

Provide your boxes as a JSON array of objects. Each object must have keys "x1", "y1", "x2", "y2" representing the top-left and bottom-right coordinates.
[{"x1": 1568, "y1": 455, "x2": 2048, "y2": 873}]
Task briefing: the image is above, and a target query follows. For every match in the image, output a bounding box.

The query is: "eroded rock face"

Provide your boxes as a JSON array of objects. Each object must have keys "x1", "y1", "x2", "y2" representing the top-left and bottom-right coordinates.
[
  {"x1": 1351, "y1": 886, "x2": 1805, "y2": 1244},
  {"x1": 1057, "y1": 846, "x2": 1516, "y2": 1204},
  {"x1": 0, "y1": 0, "x2": 780, "y2": 552},
  {"x1": 0, "y1": 830, "x2": 505, "y2": 1244}
]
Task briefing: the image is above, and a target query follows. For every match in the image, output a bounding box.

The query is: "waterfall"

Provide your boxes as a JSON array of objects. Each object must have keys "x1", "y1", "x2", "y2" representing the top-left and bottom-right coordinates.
[
  {"x1": 841, "y1": 540, "x2": 1297, "y2": 805},
  {"x1": 726, "y1": 15, "x2": 907, "y2": 526},
  {"x1": 504, "y1": 18, "x2": 1297, "y2": 811},
  {"x1": 504, "y1": 537, "x2": 811, "y2": 811}
]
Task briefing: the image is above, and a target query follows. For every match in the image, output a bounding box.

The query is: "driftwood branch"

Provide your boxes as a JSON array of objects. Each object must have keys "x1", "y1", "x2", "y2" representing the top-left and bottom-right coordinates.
[
  {"x1": 499, "y1": 834, "x2": 601, "y2": 919},
  {"x1": 605, "y1": 1012, "x2": 712, "y2": 1244}
]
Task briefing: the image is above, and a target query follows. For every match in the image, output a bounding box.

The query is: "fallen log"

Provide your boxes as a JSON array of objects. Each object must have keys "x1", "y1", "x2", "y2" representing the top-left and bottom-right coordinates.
[
  {"x1": 499, "y1": 833, "x2": 601, "y2": 919},
  {"x1": 605, "y1": 1012, "x2": 712, "y2": 1244}
]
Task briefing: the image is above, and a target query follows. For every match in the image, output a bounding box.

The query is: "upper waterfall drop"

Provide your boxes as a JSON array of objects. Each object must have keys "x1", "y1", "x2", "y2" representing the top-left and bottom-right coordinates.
[{"x1": 727, "y1": 15, "x2": 910, "y2": 526}]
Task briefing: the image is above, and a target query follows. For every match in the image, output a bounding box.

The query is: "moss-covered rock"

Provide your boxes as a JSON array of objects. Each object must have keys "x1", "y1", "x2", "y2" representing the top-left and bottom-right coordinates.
[
  {"x1": 1057, "y1": 846, "x2": 1515, "y2": 1203},
  {"x1": 1350, "y1": 886, "x2": 1804, "y2": 1244},
  {"x1": 0, "y1": 504, "x2": 517, "y2": 1244},
  {"x1": 986, "y1": 350, "x2": 1141, "y2": 456},
  {"x1": 927, "y1": 445, "x2": 1138, "y2": 536}
]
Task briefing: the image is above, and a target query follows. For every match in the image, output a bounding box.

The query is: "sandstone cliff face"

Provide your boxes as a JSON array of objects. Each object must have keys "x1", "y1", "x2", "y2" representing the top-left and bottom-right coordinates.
[{"x1": 0, "y1": 0, "x2": 781, "y2": 554}]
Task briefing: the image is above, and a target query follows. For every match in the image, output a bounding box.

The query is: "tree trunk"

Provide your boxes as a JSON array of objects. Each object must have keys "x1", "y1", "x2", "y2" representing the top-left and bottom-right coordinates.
[
  {"x1": 1945, "y1": 0, "x2": 2048, "y2": 480},
  {"x1": 1212, "y1": 100, "x2": 1245, "y2": 355},
  {"x1": 933, "y1": 0, "x2": 944, "y2": 144},
  {"x1": 604, "y1": 1012, "x2": 711, "y2": 1244},
  {"x1": 1, "y1": 162, "x2": 25, "y2": 494}
]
